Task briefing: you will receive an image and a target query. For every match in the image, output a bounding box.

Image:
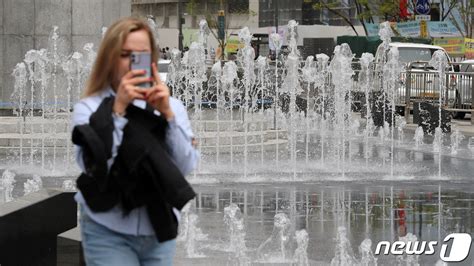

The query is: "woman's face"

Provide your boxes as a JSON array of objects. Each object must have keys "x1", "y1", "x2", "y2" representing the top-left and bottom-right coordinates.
[{"x1": 114, "y1": 29, "x2": 152, "y2": 89}]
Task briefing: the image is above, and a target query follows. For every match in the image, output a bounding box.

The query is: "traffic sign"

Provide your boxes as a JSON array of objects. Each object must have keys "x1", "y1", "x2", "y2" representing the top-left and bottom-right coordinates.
[
  {"x1": 415, "y1": 0, "x2": 431, "y2": 15},
  {"x1": 415, "y1": 15, "x2": 431, "y2": 21}
]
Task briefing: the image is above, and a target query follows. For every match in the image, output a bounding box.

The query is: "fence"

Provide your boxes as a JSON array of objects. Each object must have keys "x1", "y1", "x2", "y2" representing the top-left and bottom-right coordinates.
[
  {"x1": 401, "y1": 62, "x2": 474, "y2": 122},
  {"x1": 349, "y1": 61, "x2": 474, "y2": 123}
]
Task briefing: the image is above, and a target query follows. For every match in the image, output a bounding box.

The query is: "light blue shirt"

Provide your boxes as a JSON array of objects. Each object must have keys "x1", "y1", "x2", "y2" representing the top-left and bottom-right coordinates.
[{"x1": 72, "y1": 87, "x2": 199, "y2": 236}]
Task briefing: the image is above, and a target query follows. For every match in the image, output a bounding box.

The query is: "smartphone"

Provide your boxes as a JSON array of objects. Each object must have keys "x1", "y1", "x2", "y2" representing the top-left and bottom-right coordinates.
[{"x1": 130, "y1": 51, "x2": 152, "y2": 88}]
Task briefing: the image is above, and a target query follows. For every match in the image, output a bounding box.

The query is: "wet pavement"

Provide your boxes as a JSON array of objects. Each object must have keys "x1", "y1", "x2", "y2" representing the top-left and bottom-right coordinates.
[{"x1": 175, "y1": 181, "x2": 474, "y2": 265}]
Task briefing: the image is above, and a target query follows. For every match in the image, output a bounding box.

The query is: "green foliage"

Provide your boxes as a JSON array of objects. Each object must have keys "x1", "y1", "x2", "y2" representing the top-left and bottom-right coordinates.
[
  {"x1": 457, "y1": 0, "x2": 473, "y2": 37},
  {"x1": 205, "y1": 14, "x2": 217, "y2": 29},
  {"x1": 379, "y1": 1, "x2": 400, "y2": 19},
  {"x1": 186, "y1": 0, "x2": 198, "y2": 16},
  {"x1": 312, "y1": 1, "x2": 339, "y2": 10}
]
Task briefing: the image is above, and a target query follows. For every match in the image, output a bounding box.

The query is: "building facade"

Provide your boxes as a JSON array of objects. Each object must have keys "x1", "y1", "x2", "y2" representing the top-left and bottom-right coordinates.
[
  {"x1": 258, "y1": 0, "x2": 360, "y2": 27},
  {"x1": 131, "y1": 0, "x2": 364, "y2": 52}
]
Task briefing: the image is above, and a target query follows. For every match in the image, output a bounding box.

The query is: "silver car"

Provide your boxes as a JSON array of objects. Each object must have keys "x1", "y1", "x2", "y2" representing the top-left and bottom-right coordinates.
[
  {"x1": 157, "y1": 59, "x2": 170, "y2": 82},
  {"x1": 454, "y1": 60, "x2": 474, "y2": 118}
]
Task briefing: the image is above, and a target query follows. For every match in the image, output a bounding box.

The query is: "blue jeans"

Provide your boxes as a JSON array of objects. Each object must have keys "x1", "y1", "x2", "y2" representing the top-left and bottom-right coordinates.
[{"x1": 80, "y1": 212, "x2": 176, "y2": 266}]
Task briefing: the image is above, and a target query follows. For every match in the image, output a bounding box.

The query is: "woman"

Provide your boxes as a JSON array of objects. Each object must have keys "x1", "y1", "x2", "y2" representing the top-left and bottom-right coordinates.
[{"x1": 72, "y1": 17, "x2": 199, "y2": 265}]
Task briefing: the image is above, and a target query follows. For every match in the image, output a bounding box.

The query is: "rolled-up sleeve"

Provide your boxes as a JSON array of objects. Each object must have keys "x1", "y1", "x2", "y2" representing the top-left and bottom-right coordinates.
[{"x1": 166, "y1": 99, "x2": 200, "y2": 176}]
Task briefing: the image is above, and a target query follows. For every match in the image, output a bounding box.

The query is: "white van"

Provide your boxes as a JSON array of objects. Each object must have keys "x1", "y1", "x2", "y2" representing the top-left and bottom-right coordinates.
[{"x1": 375, "y1": 42, "x2": 451, "y2": 66}]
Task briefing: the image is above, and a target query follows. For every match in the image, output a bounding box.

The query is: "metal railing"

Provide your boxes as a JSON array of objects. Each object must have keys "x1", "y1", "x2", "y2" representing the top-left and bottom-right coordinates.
[
  {"x1": 402, "y1": 62, "x2": 474, "y2": 122},
  {"x1": 169, "y1": 59, "x2": 474, "y2": 123},
  {"x1": 349, "y1": 61, "x2": 474, "y2": 123}
]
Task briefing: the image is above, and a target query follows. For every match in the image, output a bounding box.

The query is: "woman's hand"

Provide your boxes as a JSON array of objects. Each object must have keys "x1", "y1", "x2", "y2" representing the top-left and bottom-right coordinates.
[
  {"x1": 113, "y1": 69, "x2": 151, "y2": 114},
  {"x1": 145, "y1": 63, "x2": 174, "y2": 120}
]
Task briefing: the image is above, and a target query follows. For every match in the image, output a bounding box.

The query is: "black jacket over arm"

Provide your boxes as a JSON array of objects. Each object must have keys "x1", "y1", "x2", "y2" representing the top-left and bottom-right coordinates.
[{"x1": 72, "y1": 96, "x2": 196, "y2": 242}]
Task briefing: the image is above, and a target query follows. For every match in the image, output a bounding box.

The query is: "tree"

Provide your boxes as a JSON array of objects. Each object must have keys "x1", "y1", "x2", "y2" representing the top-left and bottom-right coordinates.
[
  {"x1": 438, "y1": 0, "x2": 459, "y2": 21},
  {"x1": 312, "y1": 0, "x2": 361, "y2": 36},
  {"x1": 375, "y1": 0, "x2": 459, "y2": 22},
  {"x1": 450, "y1": 0, "x2": 473, "y2": 38},
  {"x1": 311, "y1": 0, "x2": 410, "y2": 36}
]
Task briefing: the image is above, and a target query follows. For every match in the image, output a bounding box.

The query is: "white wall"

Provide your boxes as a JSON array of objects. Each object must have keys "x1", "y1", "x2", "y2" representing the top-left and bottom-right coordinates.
[
  {"x1": 156, "y1": 28, "x2": 179, "y2": 49},
  {"x1": 296, "y1": 25, "x2": 366, "y2": 46}
]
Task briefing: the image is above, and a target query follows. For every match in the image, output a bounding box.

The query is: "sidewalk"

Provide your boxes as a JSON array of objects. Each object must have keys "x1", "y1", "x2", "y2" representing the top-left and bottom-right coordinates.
[
  {"x1": 352, "y1": 112, "x2": 474, "y2": 137},
  {"x1": 404, "y1": 113, "x2": 474, "y2": 137}
]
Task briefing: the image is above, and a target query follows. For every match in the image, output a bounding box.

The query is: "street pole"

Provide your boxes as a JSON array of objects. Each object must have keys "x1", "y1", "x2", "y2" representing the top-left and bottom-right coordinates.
[
  {"x1": 275, "y1": 0, "x2": 278, "y2": 35},
  {"x1": 273, "y1": 0, "x2": 279, "y2": 130},
  {"x1": 178, "y1": 0, "x2": 183, "y2": 51},
  {"x1": 219, "y1": 0, "x2": 225, "y2": 60}
]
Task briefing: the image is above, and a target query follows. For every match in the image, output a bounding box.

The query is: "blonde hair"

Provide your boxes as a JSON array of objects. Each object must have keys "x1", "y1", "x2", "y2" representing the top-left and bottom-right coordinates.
[{"x1": 83, "y1": 17, "x2": 158, "y2": 97}]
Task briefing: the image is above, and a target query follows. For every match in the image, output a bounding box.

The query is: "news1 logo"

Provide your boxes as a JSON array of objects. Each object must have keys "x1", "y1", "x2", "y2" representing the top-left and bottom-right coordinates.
[{"x1": 375, "y1": 233, "x2": 472, "y2": 262}]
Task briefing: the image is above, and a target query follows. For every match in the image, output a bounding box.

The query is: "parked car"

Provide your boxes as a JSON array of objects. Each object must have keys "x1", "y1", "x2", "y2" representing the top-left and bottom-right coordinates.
[
  {"x1": 460, "y1": 59, "x2": 474, "y2": 73},
  {"x1": 454, "y1": 59, "x2": 474, "y2": 118},
  {"x1": 374, "y1": 42, "x2": 459, "y2": 116},
  {"x1": 157, "y1": 59, "x2": 170, "y2": 82}
]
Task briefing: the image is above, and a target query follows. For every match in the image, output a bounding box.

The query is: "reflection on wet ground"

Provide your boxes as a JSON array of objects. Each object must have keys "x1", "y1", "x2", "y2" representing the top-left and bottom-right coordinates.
[{"x1": 175, "y1": 182, "x2": 474, "y2": 265}]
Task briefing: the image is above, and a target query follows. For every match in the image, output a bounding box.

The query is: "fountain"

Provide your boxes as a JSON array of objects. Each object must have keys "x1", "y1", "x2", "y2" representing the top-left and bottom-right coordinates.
[
  {"x1": 61, "y1": 179, "x2": 76, "y2": 191},
  {"x1": 198, "y1": 19, "x2": 210, "y2": 51},
  {"x1": 237, "y1": 27, "x2": 255, "y2": 178},
  {"x1": 294, "y1": 229, "x2": 309, "y2": 266},
  {"x1": 316, "y1": 53, "x2": 330, "y2": 165},
  {"x1": 23, "y1": 175, "x2": 42, "y2": 196},
  {"x1": 6, "y1": 23, "x2": 471, "y2": 181},
  {"x1": 255, "y1": 56, "x2": 270, "y2": 165},
  {"x1": 184, "y1": 213, "x2": 207, "y2": 258},
  {"x1": 6, "y1": 26, "x2": 96, "y2": 174},
  {"x1": 429, "y1": 50, "x2": 449, "y2": 178},
  {"x1": 282, "y1": 20, "x2": 302, "y2": 180},
  {"x1": 468, "y1": 137, "x2": 474, "y2": 155},
  {"x1": 269, "y1": 32, "x2": 283, "y2": 167},
  {"x1": 450, "y1": 127, "x2": 465, "y2": 155},
  {"x1": 396, "y1": 116, "x2": 406, "y2": 144},
  {"x1": 331, "y1": 226, "x2": 359, "y2": 265},
  {"x1": 10, "y1": 63, "x2": 28, "y2": 166},
  {"x1": 209, "y1": 61, "x2": 222, "y2": 164},
  {"x1": 383, "y1": 47, "x2": 402, "y2": 178},
  {"x1": 396, "y1": 233, "x2": 420, "y2": 265},
  {"x1": 223, "y1": 203, "x2": 250, "y2": 265},
  {"x1": 186, "y1": 39, "x2": 207, "y2": 178},
  {"x1": 360, "y1": 52, "x2": 375, "y2": 165},
  {"x1": 168, "y1": 48, "x2": 183, "y2": 97},
  {"x1": 414, "y1": 126, "x2": 425, "y2": 149},
  {"x1": 0, "y1": 170, "x2": 16, "y2": 203},
  {"x1": 147, "y1": 17, "x2": 160, "y2": 45},
  {"x1": 329, "y1": 43, "x2": 354, "y2": 178},
  {"x1": 359, "y1": 238, "x2": 377, "y2": 266},
  {"x1": 256, "y1": 212, "x2": 292, "y2": 263},
  {"x1": 301, "y1": 56, "x2": 316, "y2": 164}
]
